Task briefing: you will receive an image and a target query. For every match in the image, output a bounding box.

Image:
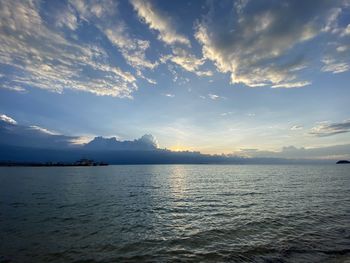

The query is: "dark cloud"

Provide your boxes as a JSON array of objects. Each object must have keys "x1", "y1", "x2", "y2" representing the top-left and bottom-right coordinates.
[
  {"x1": 84, "y1": 134, "x2": 158, "y2": 151},
  {"x1": 0, "y1": 115, "x2": 78, "y2": 149},
  {"x1": 0, "y1": 114, "x2": 158, "y2": 151}
]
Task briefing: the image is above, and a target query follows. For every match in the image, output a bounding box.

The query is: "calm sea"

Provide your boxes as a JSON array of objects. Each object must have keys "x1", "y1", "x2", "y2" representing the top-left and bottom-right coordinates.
[{"x1": 0, "y1": 165, "x2": 349, "y2": 262}]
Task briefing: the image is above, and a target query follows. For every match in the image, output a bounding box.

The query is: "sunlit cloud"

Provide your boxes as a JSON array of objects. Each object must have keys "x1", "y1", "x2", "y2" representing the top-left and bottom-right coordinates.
[
  {"x1": 130, "y1": 0, "x2": 190, "y2": 46},
  {"x1": 195, "y1": 0, "x2": 349, "y2": 88},
  {"x1": 29, "y1": 125, "x2": 58, "y2": 135},
  {"x1": 0, "y1": 114, "x2": 17, "y2": 125},
  {"x1": 0, "y1": 0, "x2": 138, "y2": 97}
]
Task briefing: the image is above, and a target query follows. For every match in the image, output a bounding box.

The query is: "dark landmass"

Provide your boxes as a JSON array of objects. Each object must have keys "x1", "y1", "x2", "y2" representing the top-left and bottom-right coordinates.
[
  {"x1": 336, "y1": 160, "x2": 350, "y2": 164},
  {"x1": 0, "y1": 159, "x2": 108, "y2": 167}
]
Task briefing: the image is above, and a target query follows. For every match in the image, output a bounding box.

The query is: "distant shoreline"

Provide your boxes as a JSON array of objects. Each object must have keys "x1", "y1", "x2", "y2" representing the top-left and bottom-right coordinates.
[
  {"x1": 0, "y1": 164, "x2": 108, "y2": 167},
  {"x1": 0, "y1": 160, "x2": 108, "y2": 167}
]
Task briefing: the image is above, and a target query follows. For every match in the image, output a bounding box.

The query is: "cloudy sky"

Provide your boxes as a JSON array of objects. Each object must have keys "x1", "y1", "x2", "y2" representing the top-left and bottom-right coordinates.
[{"x1": 0, "y1": 0, "x2": 350, "y2": 155}]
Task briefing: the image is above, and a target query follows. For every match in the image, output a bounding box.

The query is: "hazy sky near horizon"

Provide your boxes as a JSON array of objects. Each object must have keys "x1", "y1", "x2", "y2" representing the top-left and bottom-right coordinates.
[{"x1": 0, "y1": 0, "x2": 350, "y2": 154}]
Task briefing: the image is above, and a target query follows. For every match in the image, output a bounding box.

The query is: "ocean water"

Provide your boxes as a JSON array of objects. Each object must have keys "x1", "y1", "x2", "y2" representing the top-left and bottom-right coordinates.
[{"x1": 0, "y1": 164, "x2": 349, "y2": 263}]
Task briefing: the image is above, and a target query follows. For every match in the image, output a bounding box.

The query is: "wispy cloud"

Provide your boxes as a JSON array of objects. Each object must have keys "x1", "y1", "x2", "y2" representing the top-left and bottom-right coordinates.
[
  {"x1": 130, "y1": 0, "x2": 190, "y2": 46},
  {"x1": 161, "y1": 48, "x2": 212, "y2": 77},
  {"x1": 290, "y1": 125, "x2": 303, "y2": 131},
  {"x1": 321, "y1": 58, "x2": 350, "y2": 74},
  {"x1": 0, "y1": 0, "x2": 137, "y2": 97},
  {"x1": 29, "y1": 125, "x2": 58, "y2": 135},
  {"x1": 310, "y1": 120, "x2": 350, "y2": 136}
]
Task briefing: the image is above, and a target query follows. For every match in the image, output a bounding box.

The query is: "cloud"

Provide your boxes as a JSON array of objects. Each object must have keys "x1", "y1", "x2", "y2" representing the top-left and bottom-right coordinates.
[
  {"x1": 238, "y1": 144, "x2": 350, "y2": 160},
  {"x1": 208, "y1": 94, "x2": 219, "y2": 100},
  {"x1": 0, "y1": 0, "x2": 137, "y2": 97},
  {"x1": 0, "y1": 114, "x2": 159, "y2": 151},
  {"x1": 208, "y1": 94, "x2": 221, "y2": 100},
  {"x1": 321, "y1": 58, "x2": 350, "y2": 74},
  {"x1": 83, "y1": 134, "x2": 158, "y2": 151},
  {"x1": 0, "y1": 114, "x2": 17, "y2": 125},
  {"x1": 0, "y1": 114, "x2": 78, "y2": 149},
  {"x1": 105, "y1": 27, "x2": 158, "y2": 70},
  {"x1": 290, "y1": 125, "x2": 303, "y2": 131},
  {"x1": 29, "y1": 125, "x2": 58, "y2": 135},
  {"x1": 161, "y1": 48, "x2": 213, "y2": 77},
  {"x1": 221, "y1": 111, "x2": 235, "y2": 116},
  {"x1": 55, "y1": 4, "x2": 78, "y2": 30},
  {"x1": 310, "y1": 120, "x2": 350, "y2": 136},
  {"x1": 195, "y1": 0, "x2": 347, "y2": 88},
  {"x1": 164, "y1": 93, "x2": 175, "y2": 98},
  {"x1": 272, "y1": 81, "x2": 311, "y2": 89},
  {"x1": 70, "y1": 0, "x2": 157, "y2": 82},
  {"x1": 130, "y1": 0, "x2": 190, "y2": 46},
  {"x1": 319, "y1": 9, "x2": 350, "y2": 74}
]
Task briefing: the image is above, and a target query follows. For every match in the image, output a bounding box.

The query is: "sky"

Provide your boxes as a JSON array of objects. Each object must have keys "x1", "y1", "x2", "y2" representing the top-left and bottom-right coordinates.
[{"x1": 0, "y1": 0, "x2": 350, "y2": 156}]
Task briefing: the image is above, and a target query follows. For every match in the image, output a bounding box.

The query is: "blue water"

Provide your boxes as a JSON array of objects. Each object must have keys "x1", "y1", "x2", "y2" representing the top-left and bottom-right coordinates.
[{"x1": 0, "y1": 165, "x2": 350, "y2": 262}]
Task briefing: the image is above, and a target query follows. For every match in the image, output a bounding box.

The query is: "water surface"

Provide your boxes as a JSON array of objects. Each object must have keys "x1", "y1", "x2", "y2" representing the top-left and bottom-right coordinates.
[{"x1": 0, "y1": 165, "x2": 349, "y2": 262}]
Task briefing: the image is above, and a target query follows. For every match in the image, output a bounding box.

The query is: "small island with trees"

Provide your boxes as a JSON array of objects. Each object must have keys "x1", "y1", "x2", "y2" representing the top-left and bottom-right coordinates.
[{"x1": 336, "y1": 160, "x2": 350, "y2": 164}]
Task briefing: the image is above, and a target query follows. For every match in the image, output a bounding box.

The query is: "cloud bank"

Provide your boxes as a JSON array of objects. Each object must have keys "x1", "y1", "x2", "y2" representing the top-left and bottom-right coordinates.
[
  {"x1": 239, "y1": 144, "x2": 350, "y2": 160},
  {"x1": 0, "y1": 113, "x2": 158, "y2": 151}
]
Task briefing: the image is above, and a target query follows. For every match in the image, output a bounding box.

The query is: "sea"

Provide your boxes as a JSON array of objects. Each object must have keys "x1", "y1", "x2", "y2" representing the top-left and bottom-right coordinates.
[{"x1": 0, "y1": 164, "x2": 349, "y2": 262}]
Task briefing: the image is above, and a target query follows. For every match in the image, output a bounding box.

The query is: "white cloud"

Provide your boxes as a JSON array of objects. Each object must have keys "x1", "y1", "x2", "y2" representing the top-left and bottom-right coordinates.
[
  {"x1": 69, "y1": 136, "x2": 93, "y2": 145},
  {"x1": 70, "y1": 0, "x2": 158, "y2": 82},
  {"x1": 221, "y1": 112, "x2": 235, "y2": 116},
  {"x1": 195, "y1": 0, "x2": 347, "y2": 88},
  {"x1": 130, "y1": 0, "x2": 190, "y2": 46},
  {"x1": 336, "y1": 45, "x2": 349, "y2": 52},
  {"x1": 104, "y1": 25, "x2": 158, "y2": 70},
  {"x1": 341, "y1": 24, "x2": 350, "y2": 36},
  {"x1": 1, "y1": 83, "x2": 26, "y2": 92},
  {"x1": 272, "y1": 81, "x2": 311, "y2": 88},
  {"x1": 0, "y1": 0, "x2": 138, "y2": 97},
  {"x1": 0, "y1": 114, "x2": 17, "y2": 125},
  {"x1": 321, "y1": 58, "x2": 350, "y2": 74},
  {"x1": 161, "y1": 48, "x2": 213, "y2": 77},
  {"x1": 208, "y1": 94, "x2": 220, "y2": 100},
  {"x1": 55, "y1": 5, "x2": 78, "y2": 30},
  {"x1": 164, "y1": 93, "x2": 175, "y2": 98},
  {"x1": 29, "y1": 125, "x2": 58, "y2": 135},
  {"x1": 291, "y1": 125, "x2": 303, "y2": 131}
]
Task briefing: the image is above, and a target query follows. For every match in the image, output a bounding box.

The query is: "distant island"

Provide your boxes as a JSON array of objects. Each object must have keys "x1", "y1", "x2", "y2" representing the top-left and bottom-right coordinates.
[
  {"x1": 336, "y1": 160, "x2": 350, "y2": 164},
  {"x1": 0, "y1": 159, "x2": 108, "y2": 167}
]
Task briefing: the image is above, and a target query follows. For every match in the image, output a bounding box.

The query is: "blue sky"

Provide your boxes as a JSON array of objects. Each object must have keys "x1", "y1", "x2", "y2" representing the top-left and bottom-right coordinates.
[{"x1": 0, "y1": 0, "x2": 350, "y2": 155}]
